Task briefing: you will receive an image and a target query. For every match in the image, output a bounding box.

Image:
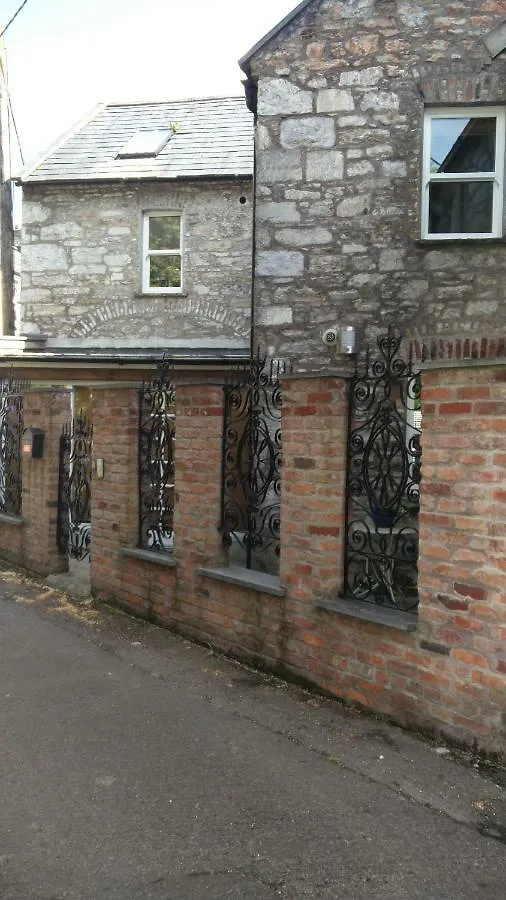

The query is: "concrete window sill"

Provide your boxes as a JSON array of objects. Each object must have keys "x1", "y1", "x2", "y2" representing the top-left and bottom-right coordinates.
[
  {"x1": 0, "y1": 513, "x2": 23, "y2": 527},
  {"x1": 134, "y1": 292, "x2": 189, "y2": 299},
  {"x1": 198, "y1": 565, "x2": 285, "y2": 598},
  {"x1": 121, "y1": 547, "x2": 177, "y2": 568},
  {"x1": 413, "y1": 237, "x2": 506, "y2": 248},
  {"x1": 316, "y1": 596, "x2": 418, "y2": 632}
]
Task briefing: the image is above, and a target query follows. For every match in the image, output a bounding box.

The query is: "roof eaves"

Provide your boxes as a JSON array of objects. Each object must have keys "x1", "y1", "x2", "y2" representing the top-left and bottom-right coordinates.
[
  {"x1": 238, "y1": 0, "x2": 316, "y2": 73},
  {"x1": 16, "y1": 103, "x2": 107, "y2": 183},
  {"x1": 20, "y1": 171, "x2": 253, "y2": 187}
]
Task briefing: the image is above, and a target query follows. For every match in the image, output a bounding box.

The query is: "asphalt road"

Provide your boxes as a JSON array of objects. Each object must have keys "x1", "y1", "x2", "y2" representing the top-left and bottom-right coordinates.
[{"x1": 0, "y1": 567, "x2": 505, "y2": 900}]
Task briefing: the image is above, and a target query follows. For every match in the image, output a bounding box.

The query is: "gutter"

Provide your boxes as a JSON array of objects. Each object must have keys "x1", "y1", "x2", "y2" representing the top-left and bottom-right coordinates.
[
  {"x1": 15, "y1": 173, "x2": 254, "y2": 188},
  {"x1": 0, "y1": 352, "x2": 250, "y2": 368}
]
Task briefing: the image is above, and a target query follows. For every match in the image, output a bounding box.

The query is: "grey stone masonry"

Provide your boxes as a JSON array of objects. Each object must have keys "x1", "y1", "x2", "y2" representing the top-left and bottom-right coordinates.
[
  {"x1": 245, "y1": 0, "x2": 506, "y2": 372},
  {"x1": 20, "y1": 180, "x2": 252, "y2": 347}
]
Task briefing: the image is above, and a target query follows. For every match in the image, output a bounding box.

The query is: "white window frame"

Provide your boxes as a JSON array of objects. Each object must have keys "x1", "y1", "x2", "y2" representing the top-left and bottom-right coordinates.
[
  {"x1": 142, "y1": 211, "x2": 183, "y2": 294},
  {"x1": 421, "y1": 106, "x2": 506, "y2": 240}
]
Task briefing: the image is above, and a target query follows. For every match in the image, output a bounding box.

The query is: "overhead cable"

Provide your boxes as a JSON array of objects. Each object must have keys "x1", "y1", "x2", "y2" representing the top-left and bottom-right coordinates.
[
  {"x1": 0, "y1": 0, "x2": 30, "y2": 41},
  {"x1": 6, "y1": 88, "x2": 24, "y2": 165}
]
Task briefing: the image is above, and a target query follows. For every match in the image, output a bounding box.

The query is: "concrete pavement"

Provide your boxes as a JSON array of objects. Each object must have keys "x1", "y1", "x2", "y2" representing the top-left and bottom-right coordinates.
[{"x1": 0, "y1": 565, "x2": 505, "y2": 899}]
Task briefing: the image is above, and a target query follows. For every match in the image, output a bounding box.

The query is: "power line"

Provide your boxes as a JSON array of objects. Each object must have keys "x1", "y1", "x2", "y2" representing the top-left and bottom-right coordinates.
[
  {"x1": 6, "y1": 87, "x2": 24, "y2": 166},
  {"x1": 1, "y1": 43, "x2": 24, "y2": 168},
  {"x1": 0, "y1": 0, "x2": 30, "y2": 41}
]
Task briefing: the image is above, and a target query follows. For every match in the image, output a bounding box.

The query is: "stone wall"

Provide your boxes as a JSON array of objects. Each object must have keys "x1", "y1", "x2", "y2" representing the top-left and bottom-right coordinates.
[
  {"x1": 247, "y1": 0, "x2": 506, "y2": 371},
  {"x1": 20, "y1": 179, "x2": 253, "y2": 348}
]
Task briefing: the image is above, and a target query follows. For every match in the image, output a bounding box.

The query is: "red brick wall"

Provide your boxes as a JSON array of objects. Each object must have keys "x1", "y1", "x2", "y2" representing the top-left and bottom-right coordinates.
[
  {"x1": 23, "y1": 390, "x2": 71, "y2": 574},
  {"x1": 0, "y1": 517, "x2": 23, "y2": 563},
  {"x1": 281, "y1": 376, "x2": 348, "y2": 600},
  {"x1": 171, "y1": 384, "x2": 227, "y2": 622},
  {"x1": 417, "y1": 365, "x2": 506, "y2": 748},
  {"x1": 64, "y1": 370, "x2": 506, "y2": 757},
  {"x1": 91, "y1": 383, "x2": 224, "y2": 625},
  {"x1": 91, "y1": 387, "x2": 177, "y2": 618},
  {"x1": 0, "y1": 390, "x2": 70, "y2": 574}
]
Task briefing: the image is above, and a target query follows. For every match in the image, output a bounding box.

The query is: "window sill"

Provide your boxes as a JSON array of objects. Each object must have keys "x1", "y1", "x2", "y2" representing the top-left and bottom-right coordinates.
[
  {"x1": 316, "y1": 596, "x2": 418, "y2": 632},
  {"x1": 134, "y1": 292, "x2": 188, "y2": 299},
  {"x1": 120, "y1": 547, "x2": 177, "y2": 568},
  {"x1": 0, "y1": 512, "x2": 23, "y2": 527},
  {"x1": 198, "y1": 565, "x2": 285, "y2": 598},
  {"x1": 413, "y1": 237, "x2": 506, "y2": 247}
]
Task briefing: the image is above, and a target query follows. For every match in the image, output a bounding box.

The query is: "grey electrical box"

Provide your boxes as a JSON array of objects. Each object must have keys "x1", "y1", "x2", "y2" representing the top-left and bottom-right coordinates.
[{"x1": 23, "y1": 427, "x2": 44, "y2": 459}]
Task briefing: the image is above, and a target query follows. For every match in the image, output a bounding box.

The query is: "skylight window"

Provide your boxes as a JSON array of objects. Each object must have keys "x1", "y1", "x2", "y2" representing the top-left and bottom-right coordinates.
[{"x1": 117, "y1": 129, "x2": 172, "y2": 159}]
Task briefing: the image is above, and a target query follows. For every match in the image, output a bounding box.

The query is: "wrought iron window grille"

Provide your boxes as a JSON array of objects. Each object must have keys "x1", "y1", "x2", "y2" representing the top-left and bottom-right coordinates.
[
  {"x1": 139, "y1": 357, "x2": 176, "y2": 553},
  {"x1": 221, "y1": 348, "x2": 289, "y2": 575},
  {"x1": 57, "y1": 412, "x2": 93, "y2": 560},
  {"x1": 344, "y1": 328, "x2": 422, "y2": 612},
  {"x1": 0, "y1": 376, "x2": 28, "y2": 517}
]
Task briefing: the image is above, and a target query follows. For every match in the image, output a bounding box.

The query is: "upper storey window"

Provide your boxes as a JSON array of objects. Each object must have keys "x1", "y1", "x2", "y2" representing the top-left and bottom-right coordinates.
[
  {"x1": 422, "y1": 108, "x2": 505, "y2": 239},
  {"x1": 142, "y1": 212, "x2": 182, "y2": 293}
]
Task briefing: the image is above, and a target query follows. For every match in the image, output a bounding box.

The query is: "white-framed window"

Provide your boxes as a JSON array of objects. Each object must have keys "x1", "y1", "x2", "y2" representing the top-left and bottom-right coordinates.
[
  {"x1": 142, "y1": 212, "x2": 182, "y2": 293},
  {"x1": 422, "y1": 107, "x2": 506, "y2": 239}
]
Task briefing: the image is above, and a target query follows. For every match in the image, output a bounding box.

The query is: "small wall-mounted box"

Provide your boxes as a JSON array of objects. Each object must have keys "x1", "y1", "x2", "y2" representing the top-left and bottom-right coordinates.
[
  {"x1": 322, "y1": 325, "x2": 357, "y2": 354},
  {"x1": 22, "y1": 427, "x2": 44, "y2": 459}
]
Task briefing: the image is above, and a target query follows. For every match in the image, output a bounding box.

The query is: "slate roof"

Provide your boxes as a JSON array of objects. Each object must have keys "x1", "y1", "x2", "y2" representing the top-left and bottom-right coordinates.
[{"x1": 20, "y1": 97, "x2": 253, "y2": 184}]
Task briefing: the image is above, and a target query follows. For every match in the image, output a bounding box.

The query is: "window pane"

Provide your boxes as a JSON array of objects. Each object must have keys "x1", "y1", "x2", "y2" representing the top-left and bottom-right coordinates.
[
  {"x1": 149, "y1": 216, "x2": 180, "y2": 251},
  {"x1": 428, "y1": 181, "x2": 493, "y2": 234},
  {"x1": 430, "y1": 117, "x2": 496, "y2": 173},
  {"x1": 149, "y1": 255, "x2": 181, "y2": 289}
]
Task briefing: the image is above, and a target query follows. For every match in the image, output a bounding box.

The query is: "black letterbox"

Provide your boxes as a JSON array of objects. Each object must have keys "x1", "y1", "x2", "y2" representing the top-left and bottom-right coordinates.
[{"x1": 23, "y1": 427, "x2": 44, "y2": 459}]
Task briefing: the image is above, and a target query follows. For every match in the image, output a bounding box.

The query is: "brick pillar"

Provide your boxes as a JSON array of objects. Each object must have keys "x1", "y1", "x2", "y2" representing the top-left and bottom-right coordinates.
[
  {"x1": 418, "y1": 364, "x2": 506, "y2": 746},
  {"x1": 91, "y1": 388, "x2": 139, "y2": 600},
  {"x1": 173, "y1": 383, "x2": 226, "y2": 599},
  {"x1": 280, "y1": 376, "x2": 349, "y2": 601},
  {"x1": 21, "y1": 390, "x2": 70, "y2": 575}
]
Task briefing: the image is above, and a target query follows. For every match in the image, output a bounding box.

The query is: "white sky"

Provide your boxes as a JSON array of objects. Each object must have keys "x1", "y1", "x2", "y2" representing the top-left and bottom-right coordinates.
[{"x1": 3, "y1": 0, "x2": 299, "y2": 171}]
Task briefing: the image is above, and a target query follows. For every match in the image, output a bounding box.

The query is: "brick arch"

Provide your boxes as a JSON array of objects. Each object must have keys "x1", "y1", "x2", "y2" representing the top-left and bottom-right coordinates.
[
  {"x1": 415, "y1": 69, "x2": 506, "y2": 105},
  {"x1": 67, "y1": 297, "x2": 250, "y2": 340}
]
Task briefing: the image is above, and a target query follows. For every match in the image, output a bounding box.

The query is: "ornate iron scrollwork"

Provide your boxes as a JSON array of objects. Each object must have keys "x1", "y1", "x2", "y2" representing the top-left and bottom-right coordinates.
[
  {"x1": 0, "y1": 377, "x2": 27, "y2": 517},
  {"x1": 345, "y1": 328, "x2": 422, "y2": 611},
  {"x1": 221, "y1": 349, "x2": 287, "y2": 575},
  {"x1": 139, "y1": 358, "x2": 175, "y2": 553},
  {"x1": 57, "y1": 413, "x2": 93, "y2": 560}
]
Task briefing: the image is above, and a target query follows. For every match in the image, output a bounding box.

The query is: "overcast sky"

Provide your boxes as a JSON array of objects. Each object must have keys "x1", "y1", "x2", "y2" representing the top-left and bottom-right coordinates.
[{"x1": 3, "y1": 0, "x2": 298, "y2": 171}]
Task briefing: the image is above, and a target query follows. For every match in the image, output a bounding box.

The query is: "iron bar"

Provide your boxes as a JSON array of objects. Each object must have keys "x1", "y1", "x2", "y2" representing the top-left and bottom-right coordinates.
[
  {"x1": 138, "y1": 361, "x2": 175, "y2": 553},
  {"x1": 344, "y1": 328, "x2": 422, "y2": 611},
  {"x1": 221, "y1": 348, "x2": 287, "y2": 575},
  {"x1": 57, "y1": 413, "x2": 93, "y2": 560},
  {"x1": 0, "y1": 378, "x2": 27, "y2": 517}
]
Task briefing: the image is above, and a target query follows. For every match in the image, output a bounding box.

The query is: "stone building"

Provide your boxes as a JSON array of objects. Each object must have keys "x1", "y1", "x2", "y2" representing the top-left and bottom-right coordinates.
[
  {"x1": 0, "y1": 96, "x2": 252, "y2": 582},
  {"x1": 11, "y1": 97, "x2": 253, "y2": 362},
  {"x1": 240, "y1": 0, "x2": 506, "y2": 370},
  {"x1": 1, "y1": 6, "x2": 505, "y2": 757}
]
